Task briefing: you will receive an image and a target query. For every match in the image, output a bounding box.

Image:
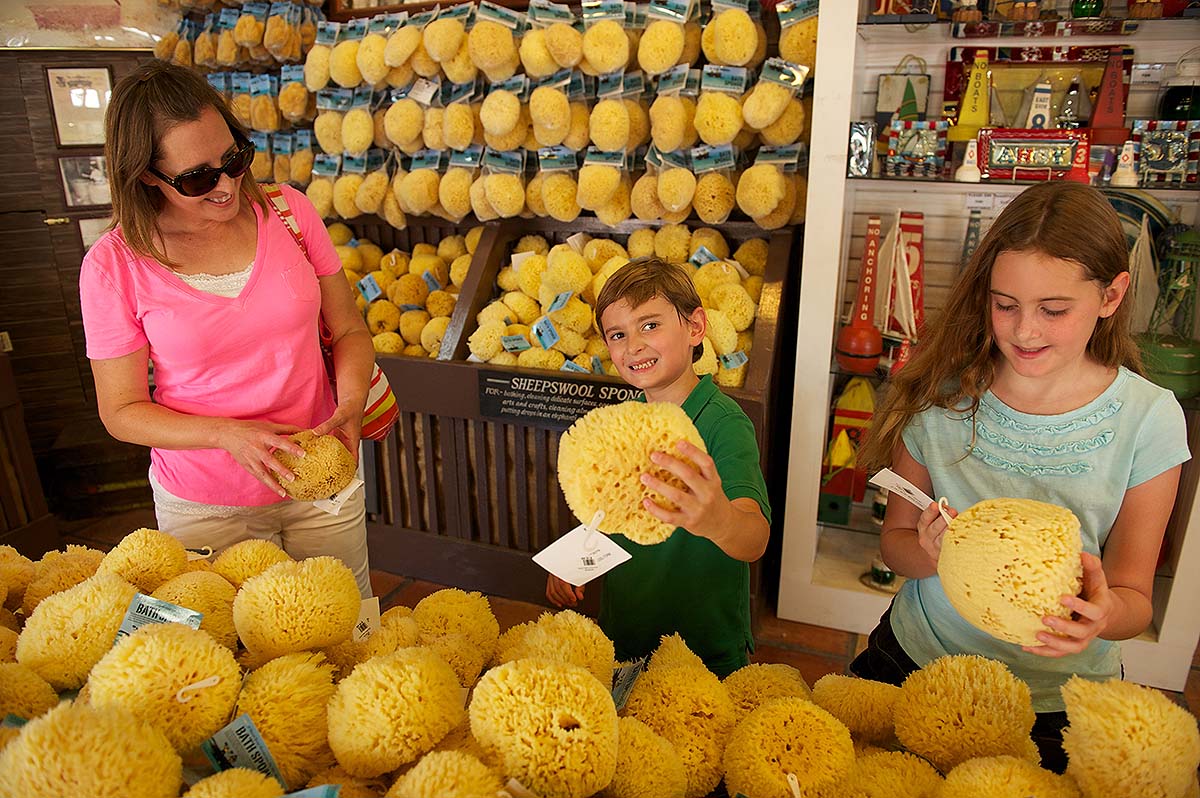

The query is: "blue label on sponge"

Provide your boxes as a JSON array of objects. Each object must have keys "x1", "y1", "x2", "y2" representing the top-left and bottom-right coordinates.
[
  {"x1": 561, "y1": 360, "x2": 589, "y2": 373},
  {"x1": 115, "y1": 594, "x2": 203, "y2": 645},
  {"x1": 357, "y1": 274, "x2": 383, "y2": 302},
  {"x1": 202, "y1": 714, "x2": 286, "y2": 787},
  {"x1": 532, "y1": 316, "x2": 560, "y2": 350},
  {"x1": 688, "y1": 245, "x2": 720, "y2": 268},
  {"x1": 421, "y1": 271, "x2": 443, "y2": 292},
  {"x1": 501, "y1": 334, "x2": 532, "y2": 352},
  {"x1": 547, "y1": 291, "x2": 574, "y2": 313},
  {"x1": 719, "y1": 350, "x2": 749, "y2": 369}
]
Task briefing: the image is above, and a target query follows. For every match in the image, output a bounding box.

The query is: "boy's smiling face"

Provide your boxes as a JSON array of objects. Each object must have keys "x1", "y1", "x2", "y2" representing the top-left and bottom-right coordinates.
[{"x1": 600, "y1": 294, "x2": 706, "y2": 404}]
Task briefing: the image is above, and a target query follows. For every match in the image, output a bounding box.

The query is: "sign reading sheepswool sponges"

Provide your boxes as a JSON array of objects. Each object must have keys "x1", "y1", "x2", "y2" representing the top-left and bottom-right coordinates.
[{"x1": 937, "y1": 498, "x2": 1083, "y2": 646}]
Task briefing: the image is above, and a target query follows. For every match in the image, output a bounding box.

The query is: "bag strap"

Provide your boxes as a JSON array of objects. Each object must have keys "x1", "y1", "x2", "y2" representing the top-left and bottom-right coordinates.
[{"x1": 262, "y1": 182, "x2": 308, "y2": 258}]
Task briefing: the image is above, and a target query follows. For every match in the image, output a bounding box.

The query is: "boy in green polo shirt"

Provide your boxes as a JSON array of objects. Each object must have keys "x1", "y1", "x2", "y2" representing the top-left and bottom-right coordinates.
[{"x1": 546, "y1": 256, "x2": 772, "y2": 677}]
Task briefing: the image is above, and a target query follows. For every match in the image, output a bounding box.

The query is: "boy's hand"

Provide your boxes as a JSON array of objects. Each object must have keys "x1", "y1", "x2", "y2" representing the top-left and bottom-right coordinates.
[
  {"x1": 640, "y1": 440, "x2": 731, "y2": 541},
  {"x1": 547, "y1": 575, "x2": 585, "y2": 608},
  {"x1": 1023, "y1": 552, "x2": 1113, "y2": 658}
]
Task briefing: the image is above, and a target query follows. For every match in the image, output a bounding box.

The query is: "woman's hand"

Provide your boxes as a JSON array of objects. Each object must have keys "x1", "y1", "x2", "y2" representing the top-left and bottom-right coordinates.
[
  {"x1": 312, "y1": 401, "x2": 364, "y2": 461},
  {"x1": 1024, "y1": 552, "x2": 1114, "y2": 658},
  {"x1": 218, "y1": 419, "x2": 306, "y2": 498},
  {"x1": 917, "y1": 500, "x2": 956, "y2": 564}
]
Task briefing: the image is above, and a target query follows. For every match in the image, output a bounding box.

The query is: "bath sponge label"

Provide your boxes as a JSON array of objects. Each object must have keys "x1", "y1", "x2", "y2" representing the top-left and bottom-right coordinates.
[
  {"x1": 597, "y1": 72, "x2": 624, "y2": 99},
  {"x1": 547, "y1": 290, "x2": 574, "y2": 312},
  {"x1": 581, "y1": 0, "x2": 626, "y2": 23},
  {"x1": 538, "y1": 145, "x2": 579, "y2": 172},
  {"x1": 719, "y1": 350, "x2": 749, "y2": 369},
  {"x1": 529, "y1": 0, "x2": 575, "y2": 25},
  {"x1": 1, "y1": 714, "x2": 27, "y2": 728},
  {"x1": 115, "y1": 594, "x2": 203, "y2": 645},
  {"x1": 283, "y1": 788, "x2": 340, "y2": 797},
  {"x1": 202, "y1": 714, "x2": 286, "y2": 788},
  {"x1": 591, "y1": 356, "x2": 604, "y2": 374},
  {"x1": 761, "y1": 57, "x2": 810, "y2": 91},
  {"x1": 357, "y1": 274, "x2": 383, "y2": 301},
  {"x1": 421, "y1": 270, "x2": 444, "y2": 293},
  {"x1": 532, "y1": 316, "x2": 561, "y2": 350},
  {"x1": 409, "y1": 77, "x2": 440, "y2": 106},
  {"x1": 532, "y1": 520, "x2": 632, "y2": 587},
  {"x1": 691, "y1": 143, "x2": 736, "y2": 174},
  {"x1": 502, "y1": 334, "x2": 532, "y2": 352},
  {"x1": 561, "y1": 360, "x2": 589, "y2": 373},
  {"x1": 353, "y1": 596, "x2": 381, "y2": 641},
  {"x1": 478, "y1": 0, "x2": 526, "y2": 30},
  {"x1": 610, "y1": 656, "x2": 648, "y2": 710},
  {"x1": 450, "y1": 144, "x2": 485, "y2": 168},
  {"x1": 649, "y1": 0, "x2": 691, "y2": 23},
  {"x1": 701, "y1": 65, "x2": 750, "y2": 94},
  {"x1": 315, "y1": 20, "x2": 340, "y2": 46},
  {"x1": 688, "y1": 245, "x2": 720, "y2": 268},
  {"x1": 776, "y1": 0, "x2": 819, "y2": 26},
  {"x1": 756, "y1": 144, "x2": 804, "y2": 172}
]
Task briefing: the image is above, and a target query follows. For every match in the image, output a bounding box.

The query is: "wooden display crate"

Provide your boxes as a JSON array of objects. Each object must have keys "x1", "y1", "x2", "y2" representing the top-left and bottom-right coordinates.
[{"x1": 344, "y1": 215, "x2": 798, "y2": 608}]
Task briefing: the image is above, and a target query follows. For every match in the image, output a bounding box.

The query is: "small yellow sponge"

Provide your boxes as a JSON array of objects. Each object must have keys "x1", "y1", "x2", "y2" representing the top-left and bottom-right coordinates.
[
  {"x1": 274, "y1": 431, "x2": 357, "y2": 501},
  {"x1": 694, "y1": 91, "x2": 743, "y2": 146},
  {"x1": 581, "y1": 20, "x2": 628, "y2": 75}
]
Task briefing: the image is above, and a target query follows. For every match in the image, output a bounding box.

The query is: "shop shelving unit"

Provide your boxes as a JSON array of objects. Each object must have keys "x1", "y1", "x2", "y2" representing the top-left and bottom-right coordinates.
[{"x1": 777, "y1": 0, "x2": 1200, "y2": 692}]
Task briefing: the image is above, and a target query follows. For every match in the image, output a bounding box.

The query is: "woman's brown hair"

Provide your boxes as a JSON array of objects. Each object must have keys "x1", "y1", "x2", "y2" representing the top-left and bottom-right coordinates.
[
  {"x1": 859, "y1": 181, "x2": 1141, "y2": 473},
  {"x1": 104, "y1": 61, "x2": 265, "y2": 267}
]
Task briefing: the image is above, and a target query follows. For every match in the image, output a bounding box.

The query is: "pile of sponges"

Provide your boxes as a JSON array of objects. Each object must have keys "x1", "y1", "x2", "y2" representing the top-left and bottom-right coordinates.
[
  {"x1": 463, "y1": 226, "x2": 767, "y2": 388},
  {"x1": 327, "y1": 222, "x2": 481, "y2": 359},
  {"x1": 1, "y1": 532, "x2": 1197, "y2": 797}
]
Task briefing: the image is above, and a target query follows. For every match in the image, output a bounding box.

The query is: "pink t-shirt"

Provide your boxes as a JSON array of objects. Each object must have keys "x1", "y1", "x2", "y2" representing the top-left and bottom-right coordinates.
[{"x1": 80, "y1": 185, "x2": 341, "y2": 506}]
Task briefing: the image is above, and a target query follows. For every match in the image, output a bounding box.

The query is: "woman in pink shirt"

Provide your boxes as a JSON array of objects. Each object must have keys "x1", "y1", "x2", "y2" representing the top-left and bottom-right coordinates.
[{"x1": 80, "y1": 62, "x2": 374, "y2": 596}]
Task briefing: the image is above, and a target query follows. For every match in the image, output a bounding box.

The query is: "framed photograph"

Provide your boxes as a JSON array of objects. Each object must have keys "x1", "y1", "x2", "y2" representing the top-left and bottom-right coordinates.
[
  {"x1": 59, "y1": 155, "x2": 111, "y2": 208},
  {"x1": 46, "y1": 67, "x2": 112, "y2": 147},
  {"x1": 78, "y1": 216, "x2": 112, "y2": 250}
]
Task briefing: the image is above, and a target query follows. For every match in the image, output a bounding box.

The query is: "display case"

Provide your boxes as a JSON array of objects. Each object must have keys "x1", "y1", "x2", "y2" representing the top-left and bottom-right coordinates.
[{"x1": 778, "y1": 0, "x2": 1200, "y2": 691}]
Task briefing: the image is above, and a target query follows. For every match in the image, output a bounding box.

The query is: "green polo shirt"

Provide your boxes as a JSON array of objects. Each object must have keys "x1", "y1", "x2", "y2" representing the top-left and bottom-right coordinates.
[{"x1": 597, "y1": 375, "x2": 772, "y2": 677}]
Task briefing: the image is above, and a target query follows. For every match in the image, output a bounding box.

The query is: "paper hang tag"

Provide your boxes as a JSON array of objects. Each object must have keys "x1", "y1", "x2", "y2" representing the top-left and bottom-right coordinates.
[
  {"x1": 201, "y1": 714, "x2": 286, "y2": 788},
  {"x1": 511, "y1": 249, "x2": 538, "y2": 269},
  {"x1": 566, "y1": 231, "x2": 591, "y2": 254},
  {"x1": 357, "y1": 274, "x2": 383, "y2": 302},
  {"x1": 312, "y1": 477, "x2": 364, "y2": 516},
  {"x1": 282, "y1": 787, "x2": 340, "y2": 798},
  {"x1": 610, "y1": 655, "x2": 648, "y2": 711},
  {"x1": 353, "y1": 596, "x2": 381, "y2": 642},
  {"x1": 868, "y1": 468, "x2": 935, "y2": 512},
  {"x1": 532, "y1": 511, "x2": 631, "y2": 587},
  {"x1": 726, "y1": 258, "x2": 750, "y2": 280},
  {"x1": 503, "y1": 779, "x2": 541, "y2": 798},
  {"x1": 115, "y1": 593, "x2": 203, "y2": 645}
]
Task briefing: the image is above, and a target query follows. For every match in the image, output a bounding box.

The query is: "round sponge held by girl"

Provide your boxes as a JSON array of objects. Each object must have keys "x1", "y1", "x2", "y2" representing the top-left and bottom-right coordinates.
[{"x1": 273, "y1": 432, "x2": 357, "y2": 502}]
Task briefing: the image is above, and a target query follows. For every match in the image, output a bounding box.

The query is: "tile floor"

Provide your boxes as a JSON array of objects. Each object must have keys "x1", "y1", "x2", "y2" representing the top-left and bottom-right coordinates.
[{"x1": 60, "y1": 508, "x2": 1200, "y2": 720}]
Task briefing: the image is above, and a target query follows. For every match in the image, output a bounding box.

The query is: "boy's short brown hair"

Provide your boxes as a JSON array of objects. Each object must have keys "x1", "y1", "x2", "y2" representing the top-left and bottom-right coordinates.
[{"x1": 594, "y1": 256, "x2": 704, "y2": 362}]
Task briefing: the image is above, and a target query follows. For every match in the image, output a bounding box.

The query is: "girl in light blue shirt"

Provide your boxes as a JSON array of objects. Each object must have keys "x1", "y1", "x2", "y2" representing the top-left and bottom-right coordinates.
[{"x1": 852, "y1": 182, "x2": 1189, "y2": 774}]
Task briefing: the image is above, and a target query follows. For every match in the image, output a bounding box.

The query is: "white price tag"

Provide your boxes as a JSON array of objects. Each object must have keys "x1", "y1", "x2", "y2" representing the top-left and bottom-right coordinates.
[
  {"x1": 511, "y1": 249, "x2": 537, "y2": 269},
  {"x1": 566, "y1": 232, "x2": 591, "y2": 254},
  {"x1": 312, "y1": 478, "x2": 364, "y2": 516},
  {"x1": 868, "y1": 468, "x2": 935, "y2": 512},
  {"x1": 353, "y1": 597, "x2": 381, "y2": 642},
  {"x1": 409, "y1": 78, "x2": 439, "y2": 105},
  {"x1": 1130, "y1": 63, "x2": 1165, "y2": 86},
  {"x1": 726, "y1": 258, "x2": 750, "y2": 280},
  {"x1": 964, "y1": 192, "x2": 993, "y2": 210},
  {"x1": 532, "y1": 511, "x2": 631, "y2": 586}
]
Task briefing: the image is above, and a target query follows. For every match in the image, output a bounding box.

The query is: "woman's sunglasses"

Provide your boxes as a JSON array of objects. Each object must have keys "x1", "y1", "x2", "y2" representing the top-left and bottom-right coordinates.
[{"x1": 147, "y1": 135, "x2": 255, "y2": 198}]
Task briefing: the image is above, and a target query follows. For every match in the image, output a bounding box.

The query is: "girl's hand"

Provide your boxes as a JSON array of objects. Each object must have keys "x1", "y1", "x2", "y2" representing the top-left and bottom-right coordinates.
[
  {"x1": 917, "y1": 501, "x2": 956, "y2": 564},
  {"x1": 219, "y1": 419, "x2": 305, "y2": 498},
  {"x1": 1024, "y1": 552, "x2": 1113, "y2": 658},
  {"x1": 547, "y1": 575, "x2": 585, "y2": 608},
  {"x1": 312, "y1": 401, "x2": 364, "y2": 462},
  {"x1": 640, "y1": 441, "x2": 727, "y2": 539}
]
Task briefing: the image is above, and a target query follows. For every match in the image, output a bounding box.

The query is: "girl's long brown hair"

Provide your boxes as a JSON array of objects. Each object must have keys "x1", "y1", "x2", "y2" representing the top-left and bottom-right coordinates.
[
  {"x1": 859, "y1": 181, "x2": 1142, "y2": 474},
  {"x1": 104, "y1": 61, "x2": 266, "y2": 268}
]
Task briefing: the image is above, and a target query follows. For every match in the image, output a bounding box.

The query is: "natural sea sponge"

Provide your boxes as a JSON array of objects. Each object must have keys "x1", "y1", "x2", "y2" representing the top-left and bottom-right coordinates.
[
  {"x1": 546, "y1": 22, "x2": 583, "y2": 68},
  {"x1": 558, "y1": 402, "x2": 706, "y2": 545},
  {"x1": 502, "y1": 291, "x2": 541, "y2": 325},
  {"x1": 599, "y1": 716, "x2": 687, "y2": 798},
  {"x1": 443, "y1": 102, "x2": 475, "y2": 151},
  {"x1": 734, "y1": 238, "x2": 769, "y2": 276},
  {"x1": 151, "y1": 571, "x2": 238, "y2": 651},
  {"x1": 811, "y1": 673, "x2": 900, "y2": 744},
  {"x1": 400, "y1": 169, "x2": 441, "y2": 216},
  {"x1": 761, "y1": 97, "x2": 806, "y2": 146},
  {"x1": 630, "y1": 173, "x2": 665, "y2": 221},
  {"x1": 16, "y1": 573, "x2": 136, "y2": 689},
  {"x1": 468, "y1": 320, "x2": 507, "y2": 361},
  {"x1": 752, "y1": 170, "x2": 797, "y2": 231},
  {"x1": 1061, "y1": 676, "x2": 1200, "y2": 798},
  {"x1": 329, "y1": 40, "x2": 363, "y2": 88},
  {"x1": 468, "y1": 20, "x2": 515, "y2": 71},
  {"x1": 581, "y1": 20, "x2": 628, "y2": 75},
  {"x1": 648, "y1": 632, "x2": 706, "y2": 673},
  {"x1": 493, "y1": 609, "x2": 615, "y2": 685},
  {"x1": 779, "y1": 16, "x2": 819, "y2": 73},
  {"x1": 484, "y1": 173, "x2": 525, "y2": 218},
  {"x1": 0, "y1": 547, "x2": 33, "y2": 612},
  {"x1": 515, "y1": 33, "x2": 557, "y2": 80},
  {"x1": 710, "y1": 8, "x2": 756, "y2": 66},
  {"x1": 654, "y1": 223, "x2": 692, "y2": 264},
  {"x1": 623, "y1": 663, "x2": 736, "y2": 798},
  {"x1": 87, "y1": 623, "x2": 240, "y2": 751},
  {"x1": 183, "y1": 769, "x2": 284, "y2": 798},
  {"x1": 384, "y1": 98, "x2": 424, "y2": 146},
  {"x1": 333, "y1": 174, "x2": 364, "y2": 219},
  {"x1": 0, "y1": 702, "x2": 182, "y2": 798},
  {"x1": 517, "y1": 347, "x2": 566, "y2": 370},
  {"x1": 596, "y1": 177, "x2": 633, "y2": 225},
  {"x1": 549, "y1": 297, "x2": 593, "y2": 336},
  {"x1": 638, "y1": 20, "x2": 685, "y2": 76},
  {"x1": 709, "y1": 282, "x2": 756, "y2": 331},
  {"x1": 273, "y1": 431, "x2": 356, "y2": 501},
  {"x1": 723, "y1": 663, "x2": 811, "y2": 723},
  {"x1": 541, "y1": 172, "x2": 581, "y2": 223},
  {"x1": 0, "y1": 627, "x2": 15, "y2": 663},
  {"x1": 704, "y1": 308, "x2": 738, "y2": 357},
  {"x1": 237, "y1": 652, "x2": 336, "y2": 789},
  {"x1": 356, "y1": 32, "x2": 389, "y2": 85},
  {"x1": 480, "y1": 90, "x2": 520, "y2": 136},
  {"x1": 743, "y1": 80, "x2": 793, "y2": 130},
  {"x1": 649, "y1": 95, "x2": 687, "y2": 153},
  {"x1": 355, "y1": 169, "x2": 389, "y2": 216},
  {"x1": 233, "y1": 556, "x2": 361, "y2": 659},
  {"x1": 590, "y1": 99, "x2": 629, "y2": 152},
  {"x1": 96, "y1": 528, "x2": 187, "y2": 594},
  {"x1": 736, "y1": 163, "x2": 786, "y2": 218},
  {"x1": 385, "y1": 25, "x2": 422, "y2": 67},
  {"x1": 530, "y1": 86, "x2": 571, "y2": 139},
  {"x1": 627, "y1": 227, "x2": 657, "y2": 259},
  {"x1": 413, "y1": 587, "x2": 500, "y2": 655},
  {"x1": 374, "y1": 331, "x2": 404, "y2": 354},
  {"x1": 583, "y1": 238, "x2": 628, "y2": 273},
  {"x1": 723, "y1": 698, "x2": 855, "y2": 798},
  {"x1": 893, "y1": 655, "x2": 1037, "y2": 773},
  {"x1": 694, "y1": 91, "x2": 743, "y2": 146},
  {"x1": 939, "y1": 498, "x2": 1083, "y2": 646},
  {"x1": 327, "y1": 648, "x2": 464, "y2": 777},
  {"x1": 21, "y1": 545, "x2": 103, "y2": 616},
  {"x1": 390, "y1": 750, "x2": 503, "y2": 798},
  {"x1": 0, "y1": 662, "x2": 58, "y2": 720},
  {"x1": 314, "y1": 111, "x2": 344, "y2": 155},
  {"x1": 563, "y1": 101, "x2": 592, "y2": 151},
  {"x1": 423, "y1": 17, "x2": 465, "y2": 62},
  {"x1": 657, "y1": 168, "x2": 696, "y2": 213},
  {"x1": 210, "y1": 539, "x2": 291, "y2": 589},
  {"x1": 470, "y1": 659, "x2": 618, "y2": 798},
  {"x1": 421, "y1": 106, "x2": 446, "y2": 150},
  {"x1": 843, "y1": 751, "x2": 944, "y2": 797},
  {"x1": 420, "y1": 315, "x2": 451, "y2": 355},
  {"x1": 938, "y1": 755, "x2": 1079, "y2": 798}
]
